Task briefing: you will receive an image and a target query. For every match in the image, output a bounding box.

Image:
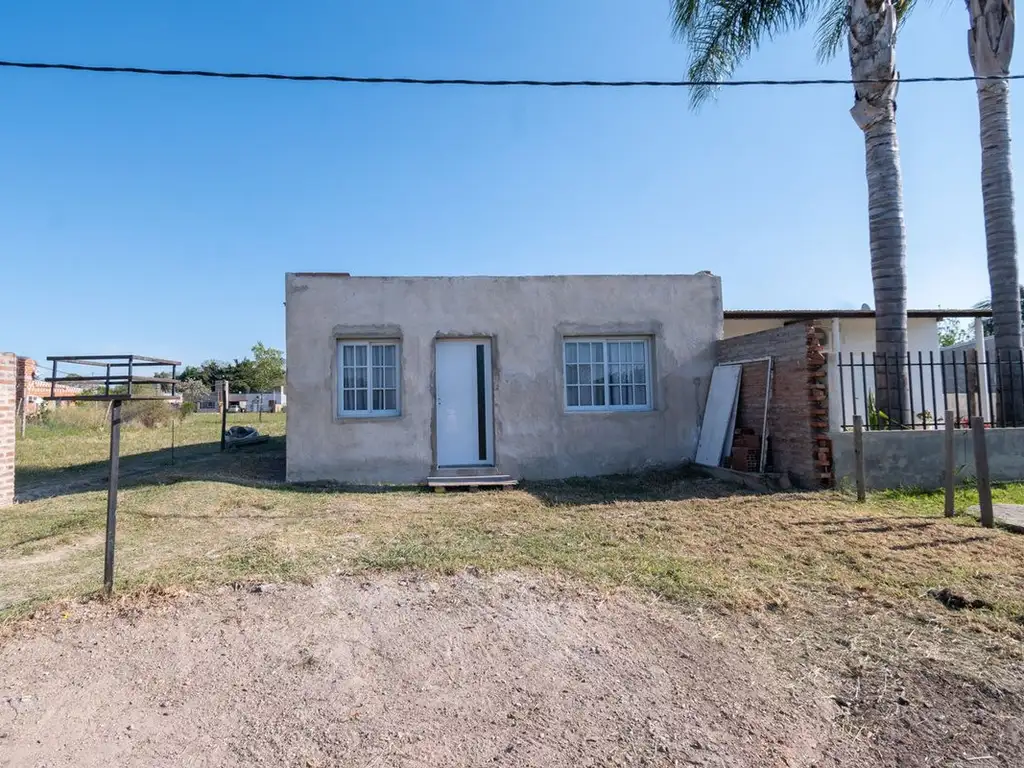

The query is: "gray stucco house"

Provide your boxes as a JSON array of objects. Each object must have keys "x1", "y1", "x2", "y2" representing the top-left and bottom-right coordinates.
[{"x1": 285, "y1": 273, "x2": 722, "y2": 484}]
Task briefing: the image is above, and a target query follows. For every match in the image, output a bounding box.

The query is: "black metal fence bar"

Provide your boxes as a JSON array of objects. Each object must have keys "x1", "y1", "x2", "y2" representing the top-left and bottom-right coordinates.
[{"x1": 835, "y1": 347, "x2": 1024, "y2": 430}]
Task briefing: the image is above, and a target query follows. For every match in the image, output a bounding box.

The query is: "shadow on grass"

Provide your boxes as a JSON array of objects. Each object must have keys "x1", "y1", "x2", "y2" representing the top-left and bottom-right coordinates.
[
  {"x1": 19, "y1": 450, "x2": 772, "y2": 507},
  {"x1": 523, "y1": 465, "x2": 759, "y2": 507},
  {"x1": 16, "y1": 437, "x2": 288, "y2": 502}
]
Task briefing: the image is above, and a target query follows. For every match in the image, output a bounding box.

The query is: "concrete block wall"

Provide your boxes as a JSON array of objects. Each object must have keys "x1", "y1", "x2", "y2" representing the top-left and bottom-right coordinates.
[
  {"x1": 0, "y1": 352, "x2": 15, "y2": 507},
  {"x1": 718, "y1": 322, "x2": 832, "y2": 488},
  {"x1": 832, "y1": 427, "x2": 1024, "y2": 490}
]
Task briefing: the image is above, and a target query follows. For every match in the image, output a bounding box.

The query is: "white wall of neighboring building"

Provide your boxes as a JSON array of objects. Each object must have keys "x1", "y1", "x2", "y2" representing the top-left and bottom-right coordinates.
[{"x1": 826, "y1": 317, "x2": 941, "y2": 429}]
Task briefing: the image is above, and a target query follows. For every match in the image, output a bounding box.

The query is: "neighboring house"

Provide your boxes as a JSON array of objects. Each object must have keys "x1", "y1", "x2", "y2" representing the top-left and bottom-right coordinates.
[
  {"x1": 724, "y1": 308, "x2": 991, "y2": 430},
  {"x1": 15, "y1": 357, "x2": 85, "y2": 412},
  {"x1": 228, "y1": 388, "x2": 286, "y2": 413},
  {"x1": 285, "y1": 273, "x2": 721, "y2": 484}
]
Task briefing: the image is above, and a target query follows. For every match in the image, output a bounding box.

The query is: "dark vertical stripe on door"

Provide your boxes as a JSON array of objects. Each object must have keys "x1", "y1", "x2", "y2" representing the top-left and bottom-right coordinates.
[{"x1": 476, "y1": 344, "x2": 487, "y2": 461}]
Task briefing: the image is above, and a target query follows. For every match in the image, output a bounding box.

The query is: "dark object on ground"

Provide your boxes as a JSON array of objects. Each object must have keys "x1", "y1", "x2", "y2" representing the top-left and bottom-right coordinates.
[
  {"x1": 224, "y1": 425, "x2": 269, "y2": 450},
  {"x1": 927, "y1": 587, "x2": 990, "y2": 611}
]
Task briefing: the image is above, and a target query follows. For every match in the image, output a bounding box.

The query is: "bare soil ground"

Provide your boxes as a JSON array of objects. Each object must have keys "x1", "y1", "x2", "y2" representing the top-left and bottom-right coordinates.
[{"x1": 2, "y1": 572, "x2": 1022, "y2": 768}]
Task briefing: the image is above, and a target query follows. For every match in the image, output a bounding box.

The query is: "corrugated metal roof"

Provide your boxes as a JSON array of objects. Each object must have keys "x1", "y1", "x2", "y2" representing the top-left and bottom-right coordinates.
[{"x1": 725, "y1": 308, "x2": 992, "y2": 319}]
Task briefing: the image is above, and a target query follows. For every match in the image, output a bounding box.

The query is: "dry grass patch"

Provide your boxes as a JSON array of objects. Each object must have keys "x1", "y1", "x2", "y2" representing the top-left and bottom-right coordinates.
[{"x1": 3, "y1": 468, "x2": 1024, "y2": 638}]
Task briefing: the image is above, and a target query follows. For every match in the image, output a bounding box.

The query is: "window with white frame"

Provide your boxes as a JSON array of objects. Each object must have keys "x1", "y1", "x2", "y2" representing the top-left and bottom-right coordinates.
[
  {"x1": 338, "y1": 340, "x2": 400, "y2": 417},
  {"x1": 563, "y1": 338, "x2": 652, "y2": 411}
]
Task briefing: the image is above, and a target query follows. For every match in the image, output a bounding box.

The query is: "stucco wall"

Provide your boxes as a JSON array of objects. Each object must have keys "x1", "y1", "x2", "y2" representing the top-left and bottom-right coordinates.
[
  {"x1": 286, "y1": 274, "x2": 722, "y2": 484},
  {"x1": 723, "y1": 318, "x2": 786, "y2": 338},
  {"x1": 832, "y1": 427, "x2": 1024, "y2": 490}
]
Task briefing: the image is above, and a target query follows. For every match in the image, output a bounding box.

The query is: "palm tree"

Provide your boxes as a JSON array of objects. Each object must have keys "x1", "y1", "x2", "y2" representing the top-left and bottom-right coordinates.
[
  {"x1": 968, "y1": 0, "x2": 1024, "y2": 424},
  {"x1": 673, "y1": 0, "x2": 910, "y2": 424}
]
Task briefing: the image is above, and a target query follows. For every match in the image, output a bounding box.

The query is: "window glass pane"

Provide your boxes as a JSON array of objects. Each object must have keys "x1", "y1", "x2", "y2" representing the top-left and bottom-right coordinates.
[
  {"x1": 619, "y1": 366, "x2": 632, "y2": 385},
  {"x1": 355, "y1": 368, "x2": 368, "y2": 389},
  {"x1": 355, "y1": 346, "x2": 367, "y2": 366},
  {"x1": 356, "y1": 390, "x2": 368, "y2": 410},
  {"x1": 579, "y1": 344, "x2": 590, "y2": 364},
  {"x1": 592, "y1": 363, "x2": 605, "y2": 385},
  {"x1": 343, "y1": 345, "x2": 354, "y2": 366},
  {"x1": 634, "y1": 341, "x2": 646, "y2": 362},
  {"x1": 580, "y1": 365, "x2": 592, "y2": 385},
  {"x1": 372, "y1": 345, "x2": 383, "y2": 366},
  {"x1": 373, "y1": 390, "x2": 384, "y2": 410},
  {"x1": 343, "y1": 390, "x2": 355, "y2": 411},
  {"x1": 566, "y1": 365, "x2": 578, "y2": 385},
  {"x1": 385, "y1": 390, "x2": 397, "y2": 411},
  {"x1": 622, "y1": 386, "x2": 633, "y2": 405},
  {"x1": 565, "y1": 343, "x2": 578, "y2": 364},
  {"x1": 567, "y1": 387, "x2": 579, "y2": 407},
  {"x1": 384, "y1": 367, "x2": 396, "y2": 388},
  {"x1": 609, "y1": 344, "x2": 619, "y2": 363},
  {"x1": 592, "y1": 343, "x2": 604, "y2": 363},
  {"x1": 594, "y1": 385, "x2": 605, "y2": 406},
  {"x1": 343, "y1": 368, "x2": 355, "y2": 388},
  {"x1": 609, "y1": 386, "x2": 621, "y2": 406},
  {"x1": 384, "y1": 345, "x2": 397, "y2": 366},
  {"x1": 634, "y1": 363, "x2": 646, "y2": 384},
  {"x1": 579, "y1": 387, "x2": 593, "y2": 406},
  {"x1": 372, "y1": 366, "x2": 383, "y2": 388},
  {"x1": 635, "y1": 386, "x2": 647, "y2": 405}
]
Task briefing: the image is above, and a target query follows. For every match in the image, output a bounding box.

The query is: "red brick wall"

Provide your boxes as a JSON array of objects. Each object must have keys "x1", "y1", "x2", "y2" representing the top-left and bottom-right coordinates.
[
  {"x1": 0, "y1": 352, "x2": 15, "y2": 507},
  {"x1": 717, "y1": 322, "x2": 832, "y2": 488}
]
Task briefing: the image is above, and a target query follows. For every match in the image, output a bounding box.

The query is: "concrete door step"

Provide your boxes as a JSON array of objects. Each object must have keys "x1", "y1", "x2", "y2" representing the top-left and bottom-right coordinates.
[{"x1": 427, "y1": 473, "x2": 517, "y2": 489}]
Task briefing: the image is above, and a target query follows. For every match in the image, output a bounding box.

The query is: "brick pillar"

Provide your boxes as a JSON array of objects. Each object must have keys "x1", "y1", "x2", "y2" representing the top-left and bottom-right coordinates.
[{"x1": 0, "y1": 352, "x2": 16, "y2": 508}]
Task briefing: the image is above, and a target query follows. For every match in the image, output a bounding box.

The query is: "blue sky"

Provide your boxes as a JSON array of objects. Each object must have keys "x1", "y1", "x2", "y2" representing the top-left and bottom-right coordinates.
[{"x1": 0, "y1": 2, "x2": 1009, "y2": 367}]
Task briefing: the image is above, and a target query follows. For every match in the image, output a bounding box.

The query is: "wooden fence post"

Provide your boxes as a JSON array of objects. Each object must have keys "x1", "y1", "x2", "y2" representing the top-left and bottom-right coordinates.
[
  {"x1": 944, "y1": 410, "x2": 955, "y2": 517},
  {"x1": 971, "y1": 416, "x2": 994, "y2": 528},
  {"x1": 853, "y1": 415, "x2": 866, "y2": 502}
]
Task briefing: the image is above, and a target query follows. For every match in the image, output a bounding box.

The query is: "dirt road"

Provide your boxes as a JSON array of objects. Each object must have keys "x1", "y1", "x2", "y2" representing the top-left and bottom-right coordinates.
[{"x1": 1, "y1": 573, "x2": 1020, "y2": 767}]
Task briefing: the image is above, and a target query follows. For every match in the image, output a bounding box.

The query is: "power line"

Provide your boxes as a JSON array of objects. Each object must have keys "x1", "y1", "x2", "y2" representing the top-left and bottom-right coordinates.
[{"x1": 0, "y1": 58, "x2": 1021, "y2": 88}]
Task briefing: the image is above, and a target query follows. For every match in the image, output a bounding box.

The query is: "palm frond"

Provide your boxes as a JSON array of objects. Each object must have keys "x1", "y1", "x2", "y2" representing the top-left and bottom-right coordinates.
[
  {"x1": 672, "y1": 0, "x2": 818, "y2": 106},
  {"x1": 814, "y1": 0, "x2": 847, "y2": 62}
]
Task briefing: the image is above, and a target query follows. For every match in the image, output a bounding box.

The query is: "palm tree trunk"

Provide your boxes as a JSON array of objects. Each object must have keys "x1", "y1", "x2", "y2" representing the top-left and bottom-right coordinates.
[
  {"x1": 849, "y1": 0, "x2": 909, "y2": 426},
  {"x1": 969, "y1": 0, "x2": 1024, "y2": 425}
]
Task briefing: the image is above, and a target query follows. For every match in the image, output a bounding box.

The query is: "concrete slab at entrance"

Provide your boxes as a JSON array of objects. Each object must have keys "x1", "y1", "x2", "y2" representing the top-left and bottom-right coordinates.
[{"x1": 967, "y1": 503, "x2": 1024, "y2": 533}]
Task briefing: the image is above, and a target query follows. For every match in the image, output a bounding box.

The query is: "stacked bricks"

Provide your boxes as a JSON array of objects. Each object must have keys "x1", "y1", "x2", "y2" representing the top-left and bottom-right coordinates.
[
  {"x1": 806, "y1": 326, "x2": 833, "y2": 485},
  {"x1": 717, "y1": 321, "x2": 833, "y2": 488},
  {"x1": 0, "y1": 352, "x2": 15, "y2": 507}
]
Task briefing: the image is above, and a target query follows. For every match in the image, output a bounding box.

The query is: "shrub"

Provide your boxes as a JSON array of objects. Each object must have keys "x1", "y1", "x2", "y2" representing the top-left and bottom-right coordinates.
[
  {"x1": 122, "y1": 399, "x2": 173, "y2": 428},
  {"x1": 35, "y1": 402, "x2": 109, "y2": 431}
]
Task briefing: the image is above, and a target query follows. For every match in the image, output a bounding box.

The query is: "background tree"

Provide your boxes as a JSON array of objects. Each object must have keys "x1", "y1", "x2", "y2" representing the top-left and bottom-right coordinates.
[
  {"x1": 673, "y1": 0, "x2": 911, "y2": 423},
  {"x1": 938, "y1": 318, "x2": 973, "y2": 347},
  {"x1": 249, "y1": 342, "x2": 286, "y2": 393}
]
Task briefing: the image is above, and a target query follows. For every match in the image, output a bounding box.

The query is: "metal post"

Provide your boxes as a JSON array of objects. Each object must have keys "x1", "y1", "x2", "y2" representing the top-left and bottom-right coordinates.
[
  {"x1": 972, "y1": 416, "x2": 994, "y2": 528},
  {"x1": 104, "y1": 399, "x2": 122, "y2": 596},
  {"x1": 853, "y1": 414, "x2": 866, "y2": 502},
  {"x1": 944, "y1": 410, "x2": 956, "y2": 517},
  {"x1": 220, "y1": 380, "x2": 229, "y2": 452}
]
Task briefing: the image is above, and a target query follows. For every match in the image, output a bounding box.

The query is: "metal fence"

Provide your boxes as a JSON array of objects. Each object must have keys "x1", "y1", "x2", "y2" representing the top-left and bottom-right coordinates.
[{"x1": 834, "y1": 349, "x2": 1024, "y2": 430}]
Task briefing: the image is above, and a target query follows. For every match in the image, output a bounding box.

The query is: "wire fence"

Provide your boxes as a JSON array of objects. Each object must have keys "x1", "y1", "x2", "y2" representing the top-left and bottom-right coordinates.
[{"x1": 835, "y1": 349, "x2": 1024, "y2": 430}]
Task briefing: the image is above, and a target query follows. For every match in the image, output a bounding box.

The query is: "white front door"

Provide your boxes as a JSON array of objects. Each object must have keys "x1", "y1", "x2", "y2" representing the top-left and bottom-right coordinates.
[{"x1": 435, "y1": 339, "x2": 494, "y2": 467}]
